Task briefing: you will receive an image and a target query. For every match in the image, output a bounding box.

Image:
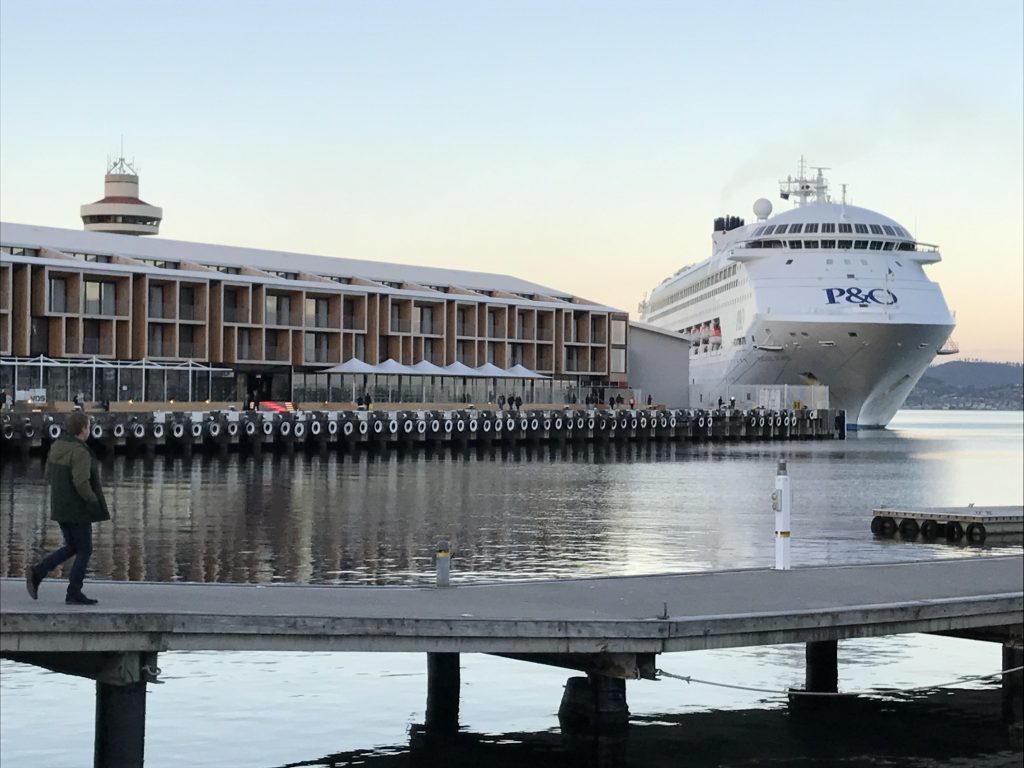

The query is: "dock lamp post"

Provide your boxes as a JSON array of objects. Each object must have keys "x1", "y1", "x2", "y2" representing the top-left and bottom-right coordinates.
[{"x1": 773, "y1": 459, "x2": 792, "y2": 570}]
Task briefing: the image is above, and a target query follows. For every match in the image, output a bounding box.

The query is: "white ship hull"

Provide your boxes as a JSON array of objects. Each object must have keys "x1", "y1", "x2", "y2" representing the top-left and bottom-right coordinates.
[{"x1": 688, "y1": 320, "x2": 954, "y2": 427}]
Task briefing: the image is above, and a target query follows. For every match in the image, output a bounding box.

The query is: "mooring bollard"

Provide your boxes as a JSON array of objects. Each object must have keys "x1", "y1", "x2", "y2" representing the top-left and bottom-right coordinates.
[
  {"x1": 773, "y1": 459, "x2": 792, "y2": 569},
  {"x1": 435, "y1": 540, "x2": 451, "y2": 587}
]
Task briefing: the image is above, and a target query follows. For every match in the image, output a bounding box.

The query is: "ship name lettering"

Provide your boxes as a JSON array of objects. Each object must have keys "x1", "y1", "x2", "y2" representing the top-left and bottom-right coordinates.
[{"x1": 824, "y1": 288, "x2": 897, "y2": 305}]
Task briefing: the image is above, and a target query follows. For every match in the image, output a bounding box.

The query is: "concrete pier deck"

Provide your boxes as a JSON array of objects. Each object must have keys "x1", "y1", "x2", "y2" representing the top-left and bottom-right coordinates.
[{"x1": 3, "y1": 556, "x2": 1021, "y2": 655}]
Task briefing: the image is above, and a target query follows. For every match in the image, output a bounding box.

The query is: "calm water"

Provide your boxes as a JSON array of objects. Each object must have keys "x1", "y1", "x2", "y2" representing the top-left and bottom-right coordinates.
[{"x1": 1, "y1": 410, "x2": 1022, "y2": 767}]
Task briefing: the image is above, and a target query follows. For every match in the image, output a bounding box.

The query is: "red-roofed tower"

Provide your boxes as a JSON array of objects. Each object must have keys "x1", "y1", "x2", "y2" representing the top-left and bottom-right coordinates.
[{"x1": 80, "y1": 156, "x2": 162, "y2": 236}]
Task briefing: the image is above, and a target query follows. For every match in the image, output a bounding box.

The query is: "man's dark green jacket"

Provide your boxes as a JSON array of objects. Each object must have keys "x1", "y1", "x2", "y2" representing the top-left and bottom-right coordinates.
[{"x1": 45, "y1": 436, "x2": 110, "y2": 523}]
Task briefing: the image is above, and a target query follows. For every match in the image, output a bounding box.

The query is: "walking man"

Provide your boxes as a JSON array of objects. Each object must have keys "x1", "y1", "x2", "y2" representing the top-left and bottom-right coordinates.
[{"x1": 25, "y1": 411, "x2": 109, "y2": 605}]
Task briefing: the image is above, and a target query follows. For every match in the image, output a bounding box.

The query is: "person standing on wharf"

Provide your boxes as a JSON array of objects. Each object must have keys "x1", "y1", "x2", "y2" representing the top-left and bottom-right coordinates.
[{"x1": 25, "y1": 411, "x2": 110, "y2": 605}]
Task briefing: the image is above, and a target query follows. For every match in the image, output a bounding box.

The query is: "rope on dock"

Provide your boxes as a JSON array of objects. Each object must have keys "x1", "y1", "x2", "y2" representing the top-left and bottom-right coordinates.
[{"x1": 656, "y1": 665, "x2": 1024, "y2": 698}]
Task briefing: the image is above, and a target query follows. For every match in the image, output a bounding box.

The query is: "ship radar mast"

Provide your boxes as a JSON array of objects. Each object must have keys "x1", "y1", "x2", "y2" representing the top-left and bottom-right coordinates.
[{"x1": 779, "y1": 156, "x2": 831, "y2": 206}]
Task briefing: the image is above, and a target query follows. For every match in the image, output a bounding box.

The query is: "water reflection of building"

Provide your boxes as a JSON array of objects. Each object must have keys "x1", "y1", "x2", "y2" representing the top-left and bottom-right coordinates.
[{"x1": 1, "y1": 163, "x2": 629, "y2": 404}]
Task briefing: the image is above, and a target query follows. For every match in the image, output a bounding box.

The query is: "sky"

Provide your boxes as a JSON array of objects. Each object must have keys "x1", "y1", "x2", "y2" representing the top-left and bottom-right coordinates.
[{"x1": 1, "y1": 0, "x2": 1022, "y2": 363}]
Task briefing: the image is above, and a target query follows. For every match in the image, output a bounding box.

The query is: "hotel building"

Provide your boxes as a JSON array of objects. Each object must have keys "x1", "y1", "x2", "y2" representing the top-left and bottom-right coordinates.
[{"x1": 0, "y1": 164, "x2": 629, "y2": 405}]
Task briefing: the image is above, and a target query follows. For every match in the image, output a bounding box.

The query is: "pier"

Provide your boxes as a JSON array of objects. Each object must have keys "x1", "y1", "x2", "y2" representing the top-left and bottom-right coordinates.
[
  {"x1": 2, "y1": 556, "x2": 1021, "y2": 767},
  {"x1": 872, "y1": 505, "x2": 1024, "y2": 543},
  {"x1": 0, "y1": 405, "x2": 842, "y2": 459}
]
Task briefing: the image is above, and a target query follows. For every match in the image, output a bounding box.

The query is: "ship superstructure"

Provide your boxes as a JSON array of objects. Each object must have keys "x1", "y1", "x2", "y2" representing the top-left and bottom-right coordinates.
[{"x1": 638, "y1": 162, "x2": 956, "y2": 427}]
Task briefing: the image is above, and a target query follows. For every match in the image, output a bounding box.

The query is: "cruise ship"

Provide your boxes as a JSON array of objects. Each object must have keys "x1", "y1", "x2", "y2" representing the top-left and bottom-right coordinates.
[{"x1": 638, "y1": 163, "x2": 956, "y2": 428}]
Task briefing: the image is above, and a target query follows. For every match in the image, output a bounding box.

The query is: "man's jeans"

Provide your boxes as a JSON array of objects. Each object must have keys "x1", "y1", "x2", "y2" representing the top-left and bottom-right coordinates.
[{"x1": 34, "y1": 522, "x2": 93, "y2": 596}]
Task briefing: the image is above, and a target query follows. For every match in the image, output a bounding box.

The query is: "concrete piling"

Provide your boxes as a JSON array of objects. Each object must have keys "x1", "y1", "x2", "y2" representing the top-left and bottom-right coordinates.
[{"x1": 425, "y1": 652, "x2": 460, "y2": 734}]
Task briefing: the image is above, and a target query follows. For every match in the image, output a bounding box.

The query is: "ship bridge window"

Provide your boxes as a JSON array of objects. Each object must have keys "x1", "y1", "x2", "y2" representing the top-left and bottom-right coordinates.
[
  {"x1": 753, "y1": 226, "x2": 766, "y2": 236},
  {"x1": 894, "y1": 226, "x2": 910, "y2": 238},
  {"x1": 804, "y1": 223, "x2": 819, "y2": 233},
  {"x1": 869, "y1": 241, "x2": 883, "y2": 250},
  {"x1": 763, "y1": 225, "x2": 777, "y2": 234},
  {"x1": 854, "y1": 240, "x2": 868, "y2": 249},
  {"x1": 787, "y1": 224, "x2": 803, "y2": 233},
  {"x1": 821, "y1": 240, "x2": 836, "y2": 248},
  {"x1": 869, "y1": 225, "x2": 884, "y2": 234},
  {"x1": 837, "y1": 240, "x2": 852, "y2": 249},
  {"x1": 854, "y1": 224, "x2": 869, "y2": 234},
  {"x1": 882, "y1": 242, "x2": 895, "y2": 251},
  {"x1": 804, "y1": 240, "x2": 819, "y2": 249},
  {"x1": 788, "y1": 241, "x2": 803, "y2": 249},
  {"x1": 897, "y1": 242, "x2": 916, "y2": 251},
  {"x1": 821, "y1": 223, "x2": 836, "y2": 233},
  {"x1": 882, "y1": 225, "x2": 896, "y2": 236},
  {"x1": 838, "y1": 223, "x2": 853, "y2": 233}
]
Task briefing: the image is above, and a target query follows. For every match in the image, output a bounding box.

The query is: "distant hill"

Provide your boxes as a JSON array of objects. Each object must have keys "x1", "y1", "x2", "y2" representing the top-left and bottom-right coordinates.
[
  {"x1": 904, "y1": 360, "x2": 1023, "y2": 411},
  {"x1": 922, "y1": 360, "x2": 1023, "y2": 389}
]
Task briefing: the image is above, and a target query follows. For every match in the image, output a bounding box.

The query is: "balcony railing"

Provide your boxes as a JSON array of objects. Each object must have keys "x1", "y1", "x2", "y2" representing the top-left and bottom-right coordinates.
[
  {"x1": 83, "y1": 338, "x2": 101, "y2": 354},
  {"x1": 536, "y1": 328, "x2": 553, "y2": 341},
  {"x1": 148, "y1": 306, "x2": 174, "y2": 320},
  {"x1": 238, "y1": 345, "x2": 253, "y2": 360},
  {"x1": 224, "y1": 308, "x2": 246, "y2": 323},
  {"x1": 306, "y1": 312, "x2": 330, "y2": 328},
  {"x1": 179, "y1": 304, "x2": 199, "y2": 321}
]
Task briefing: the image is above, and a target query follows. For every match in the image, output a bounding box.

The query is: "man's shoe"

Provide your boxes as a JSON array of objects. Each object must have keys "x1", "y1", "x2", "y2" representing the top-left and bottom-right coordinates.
[
  {"x1": 25, "y1": 567, "x2": 40, "y2": 600},
  {"x1": 65, "y1": 593, "x2": 98, "y2": 605}
]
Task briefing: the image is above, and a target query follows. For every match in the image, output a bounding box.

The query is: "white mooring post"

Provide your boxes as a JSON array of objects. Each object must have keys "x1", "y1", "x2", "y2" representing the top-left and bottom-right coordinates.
[
  {"x1": 435, "y1": 540, "x2": 451, "y2": 587},
  {"x1": 773, "y1": 459, "x2": 792, "y2": 570}
]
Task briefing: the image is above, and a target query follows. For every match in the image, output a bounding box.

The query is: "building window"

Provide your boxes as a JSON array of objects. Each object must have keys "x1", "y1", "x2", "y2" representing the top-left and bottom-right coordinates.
[
  {"x1": 306, "y1": 297, "x2": 329, "y2": 328},
  {"x1": 305, "y1": 332, "x2": 329, "y2": 363},
  {"x1": 148, "y1": 325, "x2": 164, "y2": 356},
  {"x1": 179, "y1": 325, "x2": 196, "y2": 358},
  {"x1": 83, "y1": 319, "x2": 101, "y2": 354},
  {"x1": 179, "y1": 286, "x2": 196, "y2": 321},
  {"x1": 565, "y1": 348, "x2": 579, "y2": 371},
  {"x1": 48, "y1": 277, "x2": 67, "y2": 313},
  {"x1": 238, "y1": 328, "x2": 252, "y2": 359},
  {"x1": 224, "y1": 288, "x2": 240, "y2": 323},
  {"x1": 266, "y1": 294, "x2": 291, "y2": 326},
  {"x1": 265, "y1": 330, "x2": 285, "y2": 360},
  {"x1": 83, "y1": 280, "x2": 117, "y2": 316},
  {"x1": 419, "y1": 306, "x2": 434, "y2": 335},
  {"x1": 148, "y1": 284, "x2": 165, "y2": 318}
]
